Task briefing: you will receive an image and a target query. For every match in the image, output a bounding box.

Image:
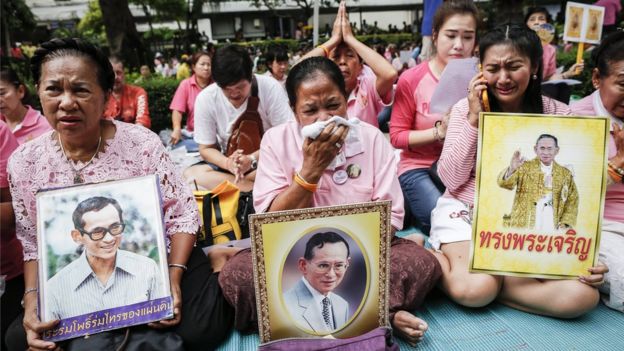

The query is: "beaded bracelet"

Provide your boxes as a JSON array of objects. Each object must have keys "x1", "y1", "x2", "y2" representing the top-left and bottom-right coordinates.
[{"x1": 608, "y1": 160, "x2": 624, "y2": 176}]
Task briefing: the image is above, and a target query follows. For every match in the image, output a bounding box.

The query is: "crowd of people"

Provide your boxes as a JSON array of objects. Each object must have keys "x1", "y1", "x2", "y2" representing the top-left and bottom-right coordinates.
[{"x1": 1, "y1": 0, "x2": 623, "y2": 350}]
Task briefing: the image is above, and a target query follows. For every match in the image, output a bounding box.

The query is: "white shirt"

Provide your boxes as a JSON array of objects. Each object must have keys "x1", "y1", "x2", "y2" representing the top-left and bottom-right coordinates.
[
  {"x1": 193, "y1": 74, "x2": 294, "y2": 151},
  {"x1": 302, "y1": 277, "x2": 335, "y2": 329}
]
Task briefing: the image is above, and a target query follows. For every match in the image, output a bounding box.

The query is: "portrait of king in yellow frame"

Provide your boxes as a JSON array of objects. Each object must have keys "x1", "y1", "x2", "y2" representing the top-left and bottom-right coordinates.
[
  {"x1": 470, "y1": 113, "x2": 609, "y2": 279},
  {"x1": 250, "y1": 202, "x2": 392, "y2": 343}
]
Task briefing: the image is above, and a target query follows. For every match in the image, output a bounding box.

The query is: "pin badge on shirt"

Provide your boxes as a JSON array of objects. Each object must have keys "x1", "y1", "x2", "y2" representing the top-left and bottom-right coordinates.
[
  {"x1": 346, "y1": 164, "x2": 361, "y2": 179},
  {"x1": 332, "y1": 170, "x2": 348, "y2": 185}
]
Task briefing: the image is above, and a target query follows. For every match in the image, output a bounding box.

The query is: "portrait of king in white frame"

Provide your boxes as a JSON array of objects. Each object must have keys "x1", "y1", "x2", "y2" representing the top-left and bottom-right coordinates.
[{"x1": 36, "y1": 175, "x2": 172, "y2": 341}]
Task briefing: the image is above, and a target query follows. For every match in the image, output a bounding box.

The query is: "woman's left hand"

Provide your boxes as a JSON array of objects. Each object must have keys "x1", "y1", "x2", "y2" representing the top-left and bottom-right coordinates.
[
  {"x1": 579, "y1": 263, "x2": 608, "y2": 288},
  {"x1": 149, "y1": 280, "x2": 183, "y2": 328},
  {"x1": 565, "y1": 61, "x2": 585, "y2": 78},
  {"x1": 613, "y1": 123, "x2": 624, "y2": 159}
]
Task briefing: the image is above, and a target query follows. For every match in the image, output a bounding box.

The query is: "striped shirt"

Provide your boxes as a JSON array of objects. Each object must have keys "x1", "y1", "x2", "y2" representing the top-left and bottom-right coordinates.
[
  {"x1": 44, "y1": 249, "x2": 167, "y2": 320},
  {"x1": 438, "y1": 96, "x2": 571, "y2": 205}
]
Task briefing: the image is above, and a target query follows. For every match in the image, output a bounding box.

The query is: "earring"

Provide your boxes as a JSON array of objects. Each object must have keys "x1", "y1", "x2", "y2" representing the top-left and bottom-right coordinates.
[{"x1": 532, "y1": 74, "x2": 538, "y2": 80}]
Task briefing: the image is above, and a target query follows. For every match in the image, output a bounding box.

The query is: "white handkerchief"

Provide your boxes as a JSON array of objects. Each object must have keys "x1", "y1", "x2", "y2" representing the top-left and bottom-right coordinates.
[{"x1": 300, "y1": 116, "x2": 361, "y2": 170}]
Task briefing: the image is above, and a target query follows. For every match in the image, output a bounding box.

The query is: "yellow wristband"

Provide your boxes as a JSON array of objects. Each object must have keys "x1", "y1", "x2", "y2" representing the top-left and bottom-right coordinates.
[
  {"x1": 294, "y1": 172, "x2": 318, "y2": 193},
  {"x1": 318, "y1": 44, "x2": 329, "y2": 58}
]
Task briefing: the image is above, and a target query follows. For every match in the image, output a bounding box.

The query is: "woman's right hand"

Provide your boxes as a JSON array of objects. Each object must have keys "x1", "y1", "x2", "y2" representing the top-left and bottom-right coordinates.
[
  {"x1": 300, "y1": 123, "x2": 349, "y2": 183},
  {"x1": 467, "y1": 72, "x2": 488, "y2": 128},
  {"x1": 170, "y1": 128, "x2": 182, "y2": 145},
  {"x1": 23, "y1": 305, "x2": 59, "y2": 351},
  {"x1": 327, "y1": 1, "x2": 344, "y2": 47}
]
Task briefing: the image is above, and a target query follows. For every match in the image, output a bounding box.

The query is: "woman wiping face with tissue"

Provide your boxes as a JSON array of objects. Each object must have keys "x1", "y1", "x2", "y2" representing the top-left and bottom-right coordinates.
[{"x1": 218, "y1": 57, "x2": 443, "y2": 345}]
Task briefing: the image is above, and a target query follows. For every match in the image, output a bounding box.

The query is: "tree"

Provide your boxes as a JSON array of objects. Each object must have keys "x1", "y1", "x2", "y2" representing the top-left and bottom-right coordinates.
[
  {"x1": 0, "y1": 0, "x2": 36, "y2": 56},
  {"x1": 77, "y1": 1, "x2": 107, "y2": 46},
  {"x1": 250, "y1": 0, "x2": 344, "y2": 22},
  {"x1": 99, "y1": 0, "x2": 148, "y2": 68}
]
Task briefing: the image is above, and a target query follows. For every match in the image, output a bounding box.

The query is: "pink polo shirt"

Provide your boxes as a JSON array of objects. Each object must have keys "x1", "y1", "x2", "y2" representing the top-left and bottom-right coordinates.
[
  {"x1": 390, "y1": 62, "x2": 443, "y2": 176},
  {"x1": 1, "y1": 105, "x2": 51, "y2": 144},
  {"x1": 347, "y1": 65, "x2": 392, "y2": 128},
  {"x1": 253, "y1": 120, "x2": 405, "y2": 230},
  {"x1": 169, "y1": 75, "x2": 210, "y2": 132},
  {"x1": 542, "y1": 44, "x2": 557, "y2": 80},
  {"x1": 572, "y1": 92, "x2": 623, "y2": 223},
  {"x1": 0, "y1": 121, "x2": 23, "y2": 279}
]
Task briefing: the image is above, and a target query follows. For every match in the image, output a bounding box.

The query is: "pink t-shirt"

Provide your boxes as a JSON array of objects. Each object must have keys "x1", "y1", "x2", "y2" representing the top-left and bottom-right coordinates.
[
  {"x1": 390, "y1": 62, "x2": 443, "y2": 176},
  {"x1": 572, "y1": 92, "x2": 623, "y2": 222},
  {"x1": 169, "y1": 75, "x2": 209, "y2": 132},
  {"x1": 347, "y1": 65, "x2": 392, "y2": 128},
  {"x1": 594, "y1": 0, "x2": 622, "y2": 25},
  {"x1": 8, "y1": 120, "x2": 199, "y2": 261},
  {"x1": 542, "y1": 44, "x2": 557, "y2": 80},
  {"x1": 438, "y1": 96, "x2": 571, "y2": 205},
  {"x1": 1, "y1": 105, "x2": 52, "y2": 144},
  {"x1": 253, "y1": 120, "x2": 404, "y2": 230},
  {"x1": 0, "y1": 121, "x2": 24, "y2": 279}
]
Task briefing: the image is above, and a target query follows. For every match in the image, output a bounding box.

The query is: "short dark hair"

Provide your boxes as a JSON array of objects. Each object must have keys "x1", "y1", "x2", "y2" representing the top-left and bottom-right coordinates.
[
  {"x1": 432, "y1": 0, "x2": 480, "y2": 42},
  {"x1": 211, "y1": 45, "x2": 253, "y2": 87},
  {"x1": 592, "y1": 31, "x2": 624, "y2": 79},
  {"x1": 264, "y1": 46, "x2": 289, "y2": 74},
  {"x1": 524, "y1": 7, "x2": 552, "y2": 25},
  {"x1": 536, "y1": 134, "x2": 558, "y2": 147},
  {"x1": 191, "y1": 50, "x2": 211, "y2": 66},
  {"x1": 31, "y1": 38, "x2": 115, "y2": 93},
  {"x1": 286, "y1": 56, "x2": 346, "y2": 107},
  {"x1": 72, "y1": 196, "x2": 123, "y2": 230},
  {"x1": 0, "y1": 67, "x2": 31, "y2": 104},
  {"x1": 303, "y1": 232, "x2": 350, "y2": 261},
  {"x1": 479, "y1": 24, "x2": 544, "y2": 114}
]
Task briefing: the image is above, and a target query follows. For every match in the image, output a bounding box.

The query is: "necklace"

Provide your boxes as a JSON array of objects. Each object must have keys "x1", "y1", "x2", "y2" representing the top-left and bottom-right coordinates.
[{"x1": 58, "y1": 133, "x2": 102, "y2": 184}]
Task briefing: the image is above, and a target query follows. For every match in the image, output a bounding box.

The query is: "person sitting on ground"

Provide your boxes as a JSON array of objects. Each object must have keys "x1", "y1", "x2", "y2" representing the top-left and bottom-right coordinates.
[
  {"x1": 571, "y1": 30, "x2": 624, "y2": 313},
  {"x1": 169, "y1": 51, "x2": 213, "y2": 147},
  {"x1": 218, "y1": 56, "x2": 441, "y2": 346},
  {"x1": 103, "y1": 56, "x2": 151, "y2": 128},
  {"x1": 390, "y1": 0, "x2": 478, "y2": 235},
  {"x1": 301, "y1": 1, "x2": 397, "y2": 128},
  {"x1": 185, "y1": 44, "x2": 293, "y2": 192},
  {"x1": 0, "y1": 68, "x2": 51, "y2": 144},
  {"x1": 263, "y1": 46, "x2": 289, "y2": 88},
  {"x1": 430, "y1": 24, "x2": 607, "y2": 318},
  {"x1": 4, "y1": 38, "x2": 234, "y2": 351}
]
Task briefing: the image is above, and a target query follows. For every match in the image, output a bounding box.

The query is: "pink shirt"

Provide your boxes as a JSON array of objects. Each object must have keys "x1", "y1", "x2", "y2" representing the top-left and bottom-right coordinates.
[
  {"x1": 390, "y1": 62, "x2": 443, "y2": 176},
  {"x1": 253, "y1": 120, "x2": 405, "y2": 230},
  {"x1": 169, "y1": 75, "x2": 209, "y2": 132},
  {"x1": 347, "y1": 65, "x2": 392, "y2": 128},
  {"x1": 542, "y1": 44, "x2": 557, "y2": 80},
  {"x1": 594, "y1": 0, "x2": 622, "y2": 25},
  {"x1": 7, "y1": 120, "x2": 199, "y2": 261},
  {"x1": 438, "y1": 96, "x2": 571, "y2": 205},
  {"x1": 572, "y1": 92, "x2": 623, "y2": 222},
  {"x1": 1, "y1": 105, "x2": 52, "y2": 144},
  {"x1": 0, "y1": 121, "x2": 24, "y2": 279}
]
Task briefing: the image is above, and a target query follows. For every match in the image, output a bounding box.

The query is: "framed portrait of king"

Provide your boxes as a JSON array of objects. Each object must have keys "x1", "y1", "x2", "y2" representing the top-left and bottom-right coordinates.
[
  {"x1": 470, "y1": 113, "x2": 609, "y2": 279},
  {"x1": 36, "y1": 175, "x2": 173, "y2": 341},
  {"x1": 250, "y1": 201, "x2": 392, "y2": 343}
]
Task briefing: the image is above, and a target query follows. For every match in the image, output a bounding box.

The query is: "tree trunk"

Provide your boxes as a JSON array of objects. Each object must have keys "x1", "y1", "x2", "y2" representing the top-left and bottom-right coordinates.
[{"x1": 99, "y1": 0, "x2": 148, "y2": 68}]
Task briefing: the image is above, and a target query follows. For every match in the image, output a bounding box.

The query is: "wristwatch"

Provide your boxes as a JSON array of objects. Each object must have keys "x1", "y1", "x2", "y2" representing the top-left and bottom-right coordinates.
[{"x1": 250, "y1": 154, "x2": 258, "y2": 170}]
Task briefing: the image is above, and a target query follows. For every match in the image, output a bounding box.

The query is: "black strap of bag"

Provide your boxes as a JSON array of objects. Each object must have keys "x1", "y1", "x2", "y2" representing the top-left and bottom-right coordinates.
[{"x1": 199, "y1": 191, "x2": 255, "y2": 247}]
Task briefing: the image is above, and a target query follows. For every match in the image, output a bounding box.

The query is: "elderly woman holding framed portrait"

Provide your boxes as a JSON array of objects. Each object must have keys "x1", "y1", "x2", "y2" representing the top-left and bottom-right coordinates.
[
  {"x1": 219, "y1": 56, "x2": 442, "y2": 346},
  {"x1": 5, "y1": 38, "x2": 233, "y2": 351}
]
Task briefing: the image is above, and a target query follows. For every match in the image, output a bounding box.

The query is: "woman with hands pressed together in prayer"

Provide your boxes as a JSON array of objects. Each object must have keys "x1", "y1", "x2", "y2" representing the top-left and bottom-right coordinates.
[
  {"x1": 302, "y1": 1, "x2": 397, "y2": 128},
  {"x1": 430, "y1": 24, "x2": 608, "y2": 318},
  {"x1": 218, "y1": 57, "x2": 441, "y2": 346}
]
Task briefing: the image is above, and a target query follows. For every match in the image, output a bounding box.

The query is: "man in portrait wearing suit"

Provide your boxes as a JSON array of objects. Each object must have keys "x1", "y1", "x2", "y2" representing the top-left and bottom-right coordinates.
[{"x1": 283, "y1": 232, "x2": 352, "y2": 334}]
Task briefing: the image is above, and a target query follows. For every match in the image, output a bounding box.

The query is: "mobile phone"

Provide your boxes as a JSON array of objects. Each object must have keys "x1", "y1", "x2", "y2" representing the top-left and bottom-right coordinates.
[{"x1": 478, "y1": 64, "x2": 491, "y2": 112}]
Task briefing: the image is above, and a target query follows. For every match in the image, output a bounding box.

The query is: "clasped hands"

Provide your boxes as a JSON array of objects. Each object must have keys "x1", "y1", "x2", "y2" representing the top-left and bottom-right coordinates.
[{"x1": 226, "y1": 150, "x2": 254, "y2": 183}]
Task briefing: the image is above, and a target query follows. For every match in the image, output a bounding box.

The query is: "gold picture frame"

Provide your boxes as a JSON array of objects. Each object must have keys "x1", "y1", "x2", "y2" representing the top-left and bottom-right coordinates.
[{"x1": 250, "y1": 201, "x2": 392, "y2": 343}]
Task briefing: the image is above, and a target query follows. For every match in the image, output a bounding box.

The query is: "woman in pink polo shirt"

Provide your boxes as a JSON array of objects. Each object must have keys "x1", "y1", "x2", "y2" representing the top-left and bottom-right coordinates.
[
  {"x1": 571, "y1": 31, "x2": 624, "y2": 312},
  {"x1": 0, "y1": 68, "x2": 51, "y2": 144},
  {"x1": 390, "y1": 1, "x2": 478, "y2": 234},
  {"x1": 218, "y1": 57, "x2": 441, "y2": 345},
  {"x1": 169, "y1": 50, "x2": 213, "y2": 146},
  {"x1": 431, "y1": 24, "x2": 607, "y2": 318}
]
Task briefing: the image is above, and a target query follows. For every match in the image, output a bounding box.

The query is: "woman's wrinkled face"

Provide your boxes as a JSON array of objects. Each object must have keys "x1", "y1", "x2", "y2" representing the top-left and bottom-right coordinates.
[
  {"x1": 482, "y1": 44, "x2": 536, "y2": 112},
  {"x1": 293, "y1": 73, "x2": 347, "y2": 127},
  {"x1": 193, "y1": 55, "x2": 212, "y2": 81},
  {"x1": 330, "y1": 44, "x2": 362, "y2": 93},
  {"x1": 0, "y1": 80, "x2": 25, "y2": 116},
  {"x1": 38, "y1": 56, "x2": 107, "y2": 136},
  {"x1": 595, "y1": 61, "x2": 624, "y2": 119},
  {"x1": 433, "y1": 14, "x2": 477, "y2": 66}
]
